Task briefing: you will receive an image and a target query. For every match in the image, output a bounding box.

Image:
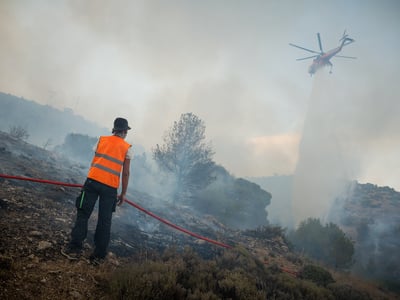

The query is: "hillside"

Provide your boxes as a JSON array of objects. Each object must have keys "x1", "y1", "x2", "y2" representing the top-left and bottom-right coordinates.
[
  {"x1": 0, "y1": 130, "x2": 290, "y2": 298},
  {"x1": 0, "y1": 92, "x2": 108, "y2": 147},
  {"x1": 1, "y1": 133, "x2": 399, "y2": 298},
  {"x1": 329, "y1": 182, "x2": 400, "y2": 291},
  {"x1": 252, "y1": 175, "x2": 400, "y2": 293}
]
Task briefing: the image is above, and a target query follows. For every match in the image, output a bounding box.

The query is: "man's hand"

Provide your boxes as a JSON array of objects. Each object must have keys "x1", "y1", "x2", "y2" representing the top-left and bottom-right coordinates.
[{"x1": 117, "y1": 194, "x2": 127, "y2": 206}]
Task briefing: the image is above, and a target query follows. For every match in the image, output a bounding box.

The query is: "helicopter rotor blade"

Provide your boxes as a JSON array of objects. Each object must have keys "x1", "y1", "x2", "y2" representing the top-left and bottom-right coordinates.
[
  {"x1": 317, "y1": 33, "x2": 323, "y2": 53},
  {"x1": 289, "y1": 43, "x2": 320, "y2": 54},
  {"x1": 296, "y1": 55, "x2": 319, "y2": 61},
  {"x1": 335, "y1": 55, "x2": 357, "y2": 59}
]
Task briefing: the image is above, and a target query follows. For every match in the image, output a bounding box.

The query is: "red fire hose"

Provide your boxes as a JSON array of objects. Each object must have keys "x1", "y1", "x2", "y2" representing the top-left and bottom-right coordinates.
[
  {"x1": 0, "y1": 173, "x2": 300, "y2": 276},
  {"x1": 0, "y1": 173, "x2": 232, "y2": 248},
  {"x1": 0, "y1": 174, "x2": 83, "y2": 187}
]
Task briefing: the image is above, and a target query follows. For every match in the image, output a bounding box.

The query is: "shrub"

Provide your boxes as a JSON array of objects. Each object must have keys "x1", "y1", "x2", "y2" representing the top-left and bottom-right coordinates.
[
  {"x1": 298, "y1": 264, "x2": 335, "y2": 287},
  {"x1": 244, "y1": 225, "x2": 286, "y2": 240},
  {"x1": 288, "y1": 218, "x2": 354, "y2": 269},
  {"x1": 328, "y1": 283, "x2": 372, "y2": 300},
  {"x1": 265, "y1": 273, "x2": 335, "y2": 300},
  {"x1": 106, "y1": 247, "x2": 354, "y2": 300},
  {"x1": 8, "y1": 125, "x2": 29, "y2": 140},
  {"x1": 109, "y1": 259, "x2": 187, "y2": 300}
]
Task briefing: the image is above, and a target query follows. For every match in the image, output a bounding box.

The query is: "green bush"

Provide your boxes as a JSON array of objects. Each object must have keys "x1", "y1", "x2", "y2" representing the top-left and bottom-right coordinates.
[
  {"x1": 109, "y1": 259, "x2": 187, "y2": 300},
  {"x1": 298, "y1": 264, "x2": 335, "y2": 287},
  {"x1": 106, "y1": 247, "x2": 368, "y2": 300},
  {"x1": 265, "y1": 273, "x2": 335, "y2": 300},
  {"x1": 288, "y1": 218, "x2": 354, "y2": 269}
]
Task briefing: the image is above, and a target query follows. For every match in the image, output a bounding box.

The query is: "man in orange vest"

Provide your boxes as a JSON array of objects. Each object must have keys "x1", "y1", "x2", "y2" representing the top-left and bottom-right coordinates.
[{"x1": 63, "y1": 117, "x2": 132, "y2": 265}]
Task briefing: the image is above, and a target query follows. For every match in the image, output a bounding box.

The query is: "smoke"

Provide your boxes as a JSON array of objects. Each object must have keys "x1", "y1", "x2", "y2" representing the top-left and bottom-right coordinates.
[
  {"x1": 130, "y1": 153, "x2": 177, "y2": 203},
  {"x1": 290, "y1": 49, "x2": 400, "y2": 225},
  {"x1": 0, "y1": 1, "x2": 308, "y2": 178},
  {"x1": 249, "y1": 175, "x2": 294, "y2": 228},
  {"x1": 291, "y1": 71, "x2": 362, "y2": 225},
  {"x1": 327, "y1": 182, "x2": 400, "y2": 283},
  {"x1": 1, "y1": 1, "x2": 400, "y2": 197}
]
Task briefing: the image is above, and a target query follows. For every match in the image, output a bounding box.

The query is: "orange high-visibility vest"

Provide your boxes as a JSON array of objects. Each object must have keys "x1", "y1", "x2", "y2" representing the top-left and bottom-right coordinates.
[{"x1": 87, "y1": 135, "x2": 131, "y2": 188}]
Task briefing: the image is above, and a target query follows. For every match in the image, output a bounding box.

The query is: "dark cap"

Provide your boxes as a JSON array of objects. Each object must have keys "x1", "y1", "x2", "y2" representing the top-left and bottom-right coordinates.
[{"x1": 113, "y1": 117, "x2": 131, "y2": 131}]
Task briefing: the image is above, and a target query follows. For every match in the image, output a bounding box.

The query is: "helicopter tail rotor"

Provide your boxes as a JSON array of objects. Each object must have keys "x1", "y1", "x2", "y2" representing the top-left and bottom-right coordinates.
[
  {"x1": 341, "y1": 29, "x2": 348, "y2": 39},
  {"x1": 339, "y1": 30, "x2": 355, "y2": 46}
]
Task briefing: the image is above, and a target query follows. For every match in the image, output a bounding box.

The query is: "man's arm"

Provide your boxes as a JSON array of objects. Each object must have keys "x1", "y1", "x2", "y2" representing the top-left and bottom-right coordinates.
[{"x1": 117, "y1": 158, "x2": 131, "y2": 205}]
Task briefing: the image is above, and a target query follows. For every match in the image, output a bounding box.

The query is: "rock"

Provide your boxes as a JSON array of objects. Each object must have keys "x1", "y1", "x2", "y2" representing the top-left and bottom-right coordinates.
[
  {"x1": 69, "y1": 290, "x2": 82, "y2": 299},
  {"x1": 38, "y1": 241, "x2": 52, "y2": 250},
  {"x1": 29, "y1": 230, "x2": 42, "y2": 237},
  {"x1": 194, "y1": 239, "x2": 206, "y2": 245},
  {"x1": 28, "y1": 254, "x2": 40, "y2": 263}
]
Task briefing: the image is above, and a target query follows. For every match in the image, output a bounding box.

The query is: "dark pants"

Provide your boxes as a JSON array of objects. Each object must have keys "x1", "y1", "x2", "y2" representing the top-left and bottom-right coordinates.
[{"x1": 69, "y1": 178, "x2": 117, "y2": 258}]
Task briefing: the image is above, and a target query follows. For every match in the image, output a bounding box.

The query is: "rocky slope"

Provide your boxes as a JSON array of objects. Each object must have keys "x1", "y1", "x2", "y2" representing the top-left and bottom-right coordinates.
[
  {"x1": 1, "y1": 131, "x2": 398, "y2": 299},
  {"x1": 329, "y1": 182, "x2": 400, "y2": 289},
  {"x1": 0, "y1": 131, "x2": 296, "y2": 299}
]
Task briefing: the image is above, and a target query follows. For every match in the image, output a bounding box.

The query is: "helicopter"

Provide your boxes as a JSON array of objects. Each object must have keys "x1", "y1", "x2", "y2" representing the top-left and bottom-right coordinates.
[{"x1": 289, "y1": 31, "x2": 356, "y2": 75}]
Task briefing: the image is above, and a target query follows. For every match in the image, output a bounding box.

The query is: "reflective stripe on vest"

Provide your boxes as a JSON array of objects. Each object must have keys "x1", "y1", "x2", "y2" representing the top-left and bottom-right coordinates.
[
  {"x1": 87, "y1": 135, "x2": 131, "y2": 188},
  {"x1": 91, "y1": 162, "x2": 121, "y2": 177}
]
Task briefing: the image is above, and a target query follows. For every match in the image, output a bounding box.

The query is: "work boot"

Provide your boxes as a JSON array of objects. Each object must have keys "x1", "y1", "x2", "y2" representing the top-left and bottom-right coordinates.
[
  {"x1": 61, "y1": 245, "x2": 82, "y2": 260},
  {"x1": 89, "y1": 253, "x2": 105, "y2": 266}
]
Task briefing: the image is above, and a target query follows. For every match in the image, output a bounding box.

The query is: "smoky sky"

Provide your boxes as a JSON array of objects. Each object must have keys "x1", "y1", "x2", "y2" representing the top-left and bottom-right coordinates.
[{"x1": 0, "y1": 0, "x2": 399, "y2": 191}]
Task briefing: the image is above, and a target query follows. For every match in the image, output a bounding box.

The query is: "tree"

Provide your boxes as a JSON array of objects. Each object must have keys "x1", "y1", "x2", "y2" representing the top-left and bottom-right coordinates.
[
  {"x1": 8, "y1": 125, "x2": 29, "y2": 141},
  {"x1": 153, "y1": 113, "x2": 215, "y2": 203},
  {"x1": 289, "y1": 218, "x2": 327, "y2": 261},
  {"x1": 288, "y1": 218, "x2": 354, "y2": 269}
]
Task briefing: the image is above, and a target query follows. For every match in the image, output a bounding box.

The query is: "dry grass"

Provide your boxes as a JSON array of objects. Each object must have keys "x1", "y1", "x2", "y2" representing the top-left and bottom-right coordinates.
[{"x1": 331, "y1": 270, "x2": 399, "y2": 300}]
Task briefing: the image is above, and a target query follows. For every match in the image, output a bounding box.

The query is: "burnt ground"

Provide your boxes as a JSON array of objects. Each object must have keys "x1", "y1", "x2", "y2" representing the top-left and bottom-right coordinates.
[
  {"x1": 1, "y1": 131, "x2": 398, "y2": 299},
  {"x1": 0, "y1": 132, "x2": 295, "y2": 299}
]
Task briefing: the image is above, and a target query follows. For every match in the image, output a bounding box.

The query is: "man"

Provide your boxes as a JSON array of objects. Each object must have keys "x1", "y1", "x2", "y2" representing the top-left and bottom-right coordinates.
[{"x1": 64, "y1": 117, "x2": 132, "y2": 265}]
